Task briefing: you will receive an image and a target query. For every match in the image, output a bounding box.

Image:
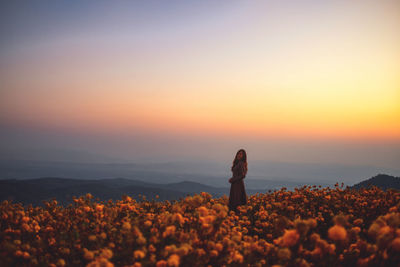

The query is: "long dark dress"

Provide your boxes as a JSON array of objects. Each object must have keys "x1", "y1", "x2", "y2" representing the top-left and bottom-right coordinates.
[{"x1": 228, "y1": 161, "x2": 248, "y2": 212}]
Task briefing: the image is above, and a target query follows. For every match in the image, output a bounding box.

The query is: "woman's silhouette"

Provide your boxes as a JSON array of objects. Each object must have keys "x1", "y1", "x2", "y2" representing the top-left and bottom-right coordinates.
[{"x1": 228, "y1": 149, "x2": 248, "y2": 212}]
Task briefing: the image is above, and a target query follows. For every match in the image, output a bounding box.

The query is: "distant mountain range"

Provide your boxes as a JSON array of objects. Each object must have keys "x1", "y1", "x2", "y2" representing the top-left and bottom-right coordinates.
[
  {"x1": 3, "y1": 158, "x2": 399, "y2": 186},
  {"x1": 0, "y1": 159, "x2": 318, "y2": 190},
  {"x1": 0, "y1": 177, "x2": 262, "y2": 206},
  {"x1": 351, "y1": 174, "x2": 400, "y2": 190}
]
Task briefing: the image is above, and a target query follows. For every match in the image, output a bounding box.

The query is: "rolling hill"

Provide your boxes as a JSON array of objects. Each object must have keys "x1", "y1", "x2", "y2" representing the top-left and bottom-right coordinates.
[{"x1": 351, "y1": 173, "x2": 400, "y2": 190}]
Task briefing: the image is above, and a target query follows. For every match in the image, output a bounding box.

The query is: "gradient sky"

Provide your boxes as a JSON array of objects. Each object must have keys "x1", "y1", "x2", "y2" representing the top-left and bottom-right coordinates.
[{"x1": 1, "y1": 0, "x2": 399, "y2": 171}]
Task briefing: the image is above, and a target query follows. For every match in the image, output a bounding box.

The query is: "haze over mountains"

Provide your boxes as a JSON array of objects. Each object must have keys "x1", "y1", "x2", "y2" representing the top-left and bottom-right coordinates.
[
  {"x1": 1, "y1": 148, "x2": 399, "y2": 206},
  {"x1": 1, "y1": 174, "x2": 399, "y2": 207},
  {"x1": 1, "y1": 148, "x2": 399, "y2": 187}
]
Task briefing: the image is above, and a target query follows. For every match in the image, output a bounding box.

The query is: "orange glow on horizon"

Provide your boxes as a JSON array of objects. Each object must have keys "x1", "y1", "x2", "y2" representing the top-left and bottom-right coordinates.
[{"x1": 1, "y1": 0, "x2": 399, "y2": 146}]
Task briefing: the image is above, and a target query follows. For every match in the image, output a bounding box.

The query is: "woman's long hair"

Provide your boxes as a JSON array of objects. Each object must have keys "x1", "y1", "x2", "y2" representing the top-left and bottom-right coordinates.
[{"x1": 231, "y1": 149, "x2": 248, "y2": 175}]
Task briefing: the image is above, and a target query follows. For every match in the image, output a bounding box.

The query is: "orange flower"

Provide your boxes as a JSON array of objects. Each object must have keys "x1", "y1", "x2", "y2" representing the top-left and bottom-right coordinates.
[
  {"x1": 96, "y1": 204, "x2": 104, "y2": 212},
  {"x1": 281, "y1": 229, "x2": 300, "y2": 247},
  {"x1": 278, "y1": 248, "x2": 291, "y2": 261},
  {"x1": 197, "y1": 206, "x2": 208, "y2": 217},
  {"x1": 83, "y1": 249, "x2": 94, "y2": 260},
  {"x1": 15, "y1": 250, "x2": 23, "y2": 257},
  {"x1": 100, "y1": 248, "x2": 113, "y2": 259},
  {"x1": 57, "y1": 259, "x2": 66, "y2": 267},
  {"x1": 328, "y1": 225, "x2": 347, "y2": 241},
  {"x1": 328, "y1": 244, "x2": 336, "y2": 255},
  {"x1": 148, "y1": 244, "x2": 156, "y2": 253},
  {"x1": 1, "y1": 181, "x2": 400, "y2": 266},
  {"x1": 134, "y1": 250, "x2": 146, "y2": 259},
  {"x1": 167, "y1": 254, "x2": 180, "y2": 267},
  {"x1": 87, "y1": 258, "x2": 114, "y2": 267},
  {"x1": 391, "y1": 238, "x2": 400, "y2": 252},
  {"x1": 351, "y1": 226, "x2": 361, "y2": 234},
  {"x1": 307, "y1": 218, "x2": 317, "y2": 228},
  {"x1": 196, "y1": 248, "x2": 206, "y2": 257},
  {"x1": 232, "y1": 251, "x2": 243, "y2": 263},
  {"x1": 83, "y1": 206, "x2": 91, "y2": 212},
  {"x1": 379, "y1": 226, "x2": 391, "y2": 236},
  {"x1": 163, "y1": 225, "x2": 176, "y2": 238},
  {"x1": 210, "y1": 250, "x2": 218, "y2": 257},
  {"x1": 136, "y1": 235, "x2": 147, "y2": 245},
  {"x1": 172, "y1": 213, "x2": 185, "y2": 225},
  {"x1": 122, "y1": 222, "x2": 131, "y2": 231},
  {"x1": 215, "y1": 243, "x2": 223, "y2": 252},
  {"x1": 156, "y1": 260, "x2": 167, "y2": 267}
]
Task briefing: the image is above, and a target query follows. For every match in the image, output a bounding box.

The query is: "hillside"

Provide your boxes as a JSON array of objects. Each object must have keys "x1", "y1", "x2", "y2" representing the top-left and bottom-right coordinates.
[{"x1": 352, "y1": 174, "x2": 400, "y2": 190}]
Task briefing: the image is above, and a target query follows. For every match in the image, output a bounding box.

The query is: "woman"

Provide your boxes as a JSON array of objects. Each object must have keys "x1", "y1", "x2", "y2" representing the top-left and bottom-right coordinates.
[{"x1": 228, "y1": 149, "x2": 248, "y2": 212}]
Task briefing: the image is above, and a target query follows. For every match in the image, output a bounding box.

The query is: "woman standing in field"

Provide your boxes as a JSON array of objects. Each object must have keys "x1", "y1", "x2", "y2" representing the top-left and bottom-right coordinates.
[{"x1": 228, "y1": 149, "x2": 248, "y2": 212}]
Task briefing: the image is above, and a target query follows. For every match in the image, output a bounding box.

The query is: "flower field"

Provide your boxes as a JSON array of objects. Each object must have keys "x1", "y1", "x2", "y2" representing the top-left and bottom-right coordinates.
[{"x1": 1, "y1": 184, "x2": 399, "y2": 267}]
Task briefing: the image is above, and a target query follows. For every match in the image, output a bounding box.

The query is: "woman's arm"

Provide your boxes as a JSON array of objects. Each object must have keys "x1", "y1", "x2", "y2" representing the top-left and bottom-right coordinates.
[{"x1": 230, "y1": 162, "x2": 246, "y2": 183}]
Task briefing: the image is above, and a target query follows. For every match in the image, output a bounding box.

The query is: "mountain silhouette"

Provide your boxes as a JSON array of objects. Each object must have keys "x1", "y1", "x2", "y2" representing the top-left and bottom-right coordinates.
[{"x1": 351, "y1": 174, "x2": 400, "y2": 190}]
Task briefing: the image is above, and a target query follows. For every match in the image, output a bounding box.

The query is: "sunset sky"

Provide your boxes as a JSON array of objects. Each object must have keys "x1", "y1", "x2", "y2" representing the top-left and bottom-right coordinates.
[{"x1": 1, "y1": 0, "x2": 399, "y2": 171}]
